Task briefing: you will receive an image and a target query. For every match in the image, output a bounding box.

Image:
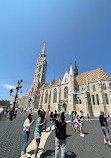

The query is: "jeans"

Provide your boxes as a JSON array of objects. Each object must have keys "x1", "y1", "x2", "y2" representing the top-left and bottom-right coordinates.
[
  {"x1": 22, "y1": 130, "x2": 29, "y2": 154},
  {"x1": 55, "y1": 137, "x2": 66, "y2": 158},
  {"x1": 50, "y1": 121, "x2": 53, "y2": 130}
]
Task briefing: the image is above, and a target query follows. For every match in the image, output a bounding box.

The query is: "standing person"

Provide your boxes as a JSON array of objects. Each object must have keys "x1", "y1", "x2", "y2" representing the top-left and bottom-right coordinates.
[
  {"x1": 34, "y1": 111, "x2": 46, "y2": 158},
  {"x1": 54, "y1": 110, "x2": 58, "y2": 130},
  {"x1": 70, "y1": 111, "x2": 74, "y2": 127},
  {"x1": 55, "y1": 112, "x2": 67, "y2": 158},
  {"x1": 79, "y1": 111, "x2": 85, "y2": 137},
  {"x1": 43, "y1": 111, "x2": 47, "y2": 132},
  {"x1": 50, "y1": 112, "x2": 54, "y2": 131},
  {"x1": 99, "y1": 110, "x2": 111, "y2": 146},
  {"x1": 21, "y1": 113, "x2": 35, "y2": 157}
]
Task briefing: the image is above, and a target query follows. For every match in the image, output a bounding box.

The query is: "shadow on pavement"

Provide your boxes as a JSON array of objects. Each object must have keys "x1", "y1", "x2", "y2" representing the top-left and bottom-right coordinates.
[
  {"x1": 84, "y1": 132, "x2": 89, "y2": 135},
  {"x1": 41, "y1": 149, "x2": 55, "y2": 157},
  {"x1": 65, "y1": 151, "x2": 77, "y2": 158},
  {"x1": 28, "y1": 148, "x2": 44, "y2": 156},
  {"x1": 66, "y1": 134, "x2": 72, "y2": 138}
]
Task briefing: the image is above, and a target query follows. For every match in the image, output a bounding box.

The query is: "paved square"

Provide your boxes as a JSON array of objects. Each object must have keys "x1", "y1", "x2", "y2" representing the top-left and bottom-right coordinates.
[
  {"x1": 1, "y1": 112, "x2": 111, "y2": 158},
  {"x1": 42, "y1": 120, "x2": 111, "y2": 158}
]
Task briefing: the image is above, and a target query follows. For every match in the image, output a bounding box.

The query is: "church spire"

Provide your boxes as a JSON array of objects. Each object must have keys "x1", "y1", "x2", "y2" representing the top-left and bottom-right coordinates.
[
  {"x1": 74, "y1": 59, "x2": 78, "y2": 77},
  {"x1": 41, "y1": 40, "x2": 46, "y2": 55}
]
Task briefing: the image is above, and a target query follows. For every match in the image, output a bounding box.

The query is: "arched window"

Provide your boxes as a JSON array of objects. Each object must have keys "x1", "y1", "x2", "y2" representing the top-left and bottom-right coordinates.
[
  {"x1": 92, "y1": 95, "x2": 95, "y2": 105},
  {"x1": 79, "y1": 99, "x2": 82, "y2": 104},
  {"x1": 76, "y1": 100, "x2": 78, "y2": 104},
  {"x1": 64, "y1": 87, "x2": 68, "y2": 99},
  {"x1": 65, "y1": 78, "x2": 68, "y2": 82},
  {"x1": 109, "y1": 83, "x2": 111, "y2": 90},
  {"x1": 92, "y1": 85, "x2": 96, "y2": 92},
  {"x1": 45, "y1": 91, "x2": 48, "y2": 104},
  {"x1": 105, "y1": 93, "x2": 109, "y2": 104},
  {"x1": 53, "y1": 88, "x2": 57, "y2": 103},
  {"x1": 96, "y1": 94, "x2": 99, "y2": 105},
  {"x1": 103, "y1": 83, "x2": 106, "y2": 90},
  {"x1": 39, "y1": 66, "x2": 41, "y2": 72}
]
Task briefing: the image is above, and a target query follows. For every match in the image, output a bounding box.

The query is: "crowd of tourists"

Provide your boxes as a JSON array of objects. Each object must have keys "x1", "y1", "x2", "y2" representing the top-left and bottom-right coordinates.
[
  {"x1": 21, "y1": 109, "x2": 111, "y2": 158},
  {"x1": 21, "y1": 109, "x2": 67, "y2": 158},
  {"x1": 70, "y1": 110, "x2": 85, "y2": 137}
]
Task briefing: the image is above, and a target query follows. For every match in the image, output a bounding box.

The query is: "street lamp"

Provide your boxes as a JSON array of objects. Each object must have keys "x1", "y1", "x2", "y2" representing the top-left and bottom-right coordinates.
[{"x1": 9, "y1": 79, "x2": 23, "y2": 121}]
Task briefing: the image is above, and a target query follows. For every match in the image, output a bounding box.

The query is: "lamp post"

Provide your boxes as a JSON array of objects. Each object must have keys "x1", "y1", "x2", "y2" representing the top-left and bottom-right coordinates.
[{"x1": 9, "y1": 79, "x2": 23, "y2": 121}]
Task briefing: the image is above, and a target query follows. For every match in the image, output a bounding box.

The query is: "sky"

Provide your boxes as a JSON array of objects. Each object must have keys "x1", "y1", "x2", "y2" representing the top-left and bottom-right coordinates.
[{"x1": 0, "y1": 0, "x2": 111, "y2": 100}]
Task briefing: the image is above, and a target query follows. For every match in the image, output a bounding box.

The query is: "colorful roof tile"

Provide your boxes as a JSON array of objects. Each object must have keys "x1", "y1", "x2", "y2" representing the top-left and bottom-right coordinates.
[{"x1": 76, "y1": 68, "x2": 111, "y2": 84}]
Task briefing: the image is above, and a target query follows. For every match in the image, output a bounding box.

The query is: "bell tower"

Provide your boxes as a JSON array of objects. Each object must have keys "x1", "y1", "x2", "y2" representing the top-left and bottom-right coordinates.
[
  {"x1": 33, "y1": 41, "x2": 47, "y2": 91},
  {"x1": 28, "y1": 41, "x2": 47, "y2": 110}
]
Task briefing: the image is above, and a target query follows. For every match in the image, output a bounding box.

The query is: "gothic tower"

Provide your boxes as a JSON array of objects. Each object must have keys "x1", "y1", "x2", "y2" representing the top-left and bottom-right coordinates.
[
  {"x1": 32, "y1": 41, "x2": 47, "y2": 91},
  {"x1": 28, "y1": 41, "x2": 47, "y2": 109}
]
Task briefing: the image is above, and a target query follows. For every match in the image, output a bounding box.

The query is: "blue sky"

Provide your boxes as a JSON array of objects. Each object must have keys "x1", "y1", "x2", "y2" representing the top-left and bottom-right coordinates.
[{"x1": 0, "y1": 0, "x2": 111, "y2": 100}]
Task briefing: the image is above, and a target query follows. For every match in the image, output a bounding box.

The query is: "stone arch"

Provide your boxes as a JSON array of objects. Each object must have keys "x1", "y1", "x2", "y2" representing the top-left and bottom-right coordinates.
[{"x1": 62, "y1": 103, "x2": 67, "y2": 112}]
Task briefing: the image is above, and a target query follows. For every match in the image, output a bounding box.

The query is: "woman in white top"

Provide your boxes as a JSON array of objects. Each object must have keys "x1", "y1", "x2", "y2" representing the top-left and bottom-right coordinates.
[{"x1": 21, "y1": 113, "x2": 35, "y2": 157}]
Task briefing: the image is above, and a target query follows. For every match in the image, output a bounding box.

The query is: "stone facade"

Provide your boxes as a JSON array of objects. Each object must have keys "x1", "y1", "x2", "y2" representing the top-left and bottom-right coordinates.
[
  {"x1": 28, "y1": 42, "x2": 111, "y2": 116},
  {"x1": 17, "y1": 95, "x2": 29, "y2": 108}
]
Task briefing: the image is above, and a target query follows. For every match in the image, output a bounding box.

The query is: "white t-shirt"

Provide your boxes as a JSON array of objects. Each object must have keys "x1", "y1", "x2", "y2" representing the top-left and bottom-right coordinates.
[{"x1": 23, "y1": 118, "x2": 31, "y2": 131}]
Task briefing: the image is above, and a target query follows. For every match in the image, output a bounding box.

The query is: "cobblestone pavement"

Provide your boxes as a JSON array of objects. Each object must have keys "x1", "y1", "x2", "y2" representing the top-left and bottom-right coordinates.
[
  {"x1": 42, "y1": 120, "x2": 111, "y2": 158},
  {"x1": 1, "y1": 112, "x2": 111, "y2": 158},
  {"x1": 0, "y1": 110, "x2": 37, "y2": 158}
]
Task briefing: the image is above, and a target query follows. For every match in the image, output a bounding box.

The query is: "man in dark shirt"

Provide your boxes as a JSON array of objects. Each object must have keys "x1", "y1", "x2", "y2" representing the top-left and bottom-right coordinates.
[
  {"x1": 54, "y1": 110, "x2": 58, "y2": 130},
  {"x1": 55, "y1": 112, "x2": 66, "y2": 158},
  {"x1": 99, "y1": 110, "x2": 111, "y2": 146}
]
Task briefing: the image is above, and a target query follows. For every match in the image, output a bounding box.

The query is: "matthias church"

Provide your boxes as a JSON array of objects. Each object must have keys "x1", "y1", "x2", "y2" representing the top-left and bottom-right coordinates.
[{"x1": 19, "y1": 41, "x2": 111, "y2": 116}]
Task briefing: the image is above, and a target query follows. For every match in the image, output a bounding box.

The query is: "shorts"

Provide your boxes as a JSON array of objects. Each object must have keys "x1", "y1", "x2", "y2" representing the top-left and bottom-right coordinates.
[
  {"x1": 80, "y1": 122, "x2": 84, "y2": 128},
  {"x1": 101, "y1": 126, "x2": 109, "y2": 137},
  {"x1": 34, "y1": 131, "x2": 41, "y2": 139}
]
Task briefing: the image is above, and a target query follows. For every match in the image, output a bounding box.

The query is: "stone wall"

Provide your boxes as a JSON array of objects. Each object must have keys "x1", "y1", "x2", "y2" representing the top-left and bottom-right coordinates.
[{"x1": 17, "y1": 95, "x2": 29, "y2": 108}]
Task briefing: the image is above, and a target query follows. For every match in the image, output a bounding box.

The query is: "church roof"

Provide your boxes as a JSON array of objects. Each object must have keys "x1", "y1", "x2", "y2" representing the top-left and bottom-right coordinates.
[
  {"x1": 43, "y1": 79, "x2": 62, "y2": 88},
  {"x1": 51, "y1": 79, "x2": 62, "y2": 86},
  {"x1": 35, "y1": 90, "x2": 40, "y2": 96},
  {"x1": 76, "y1": 68, "x2": 111, "y2": 84},
  {"x1": 44, "y1": 83, "x2": 50, "y2": 87}
]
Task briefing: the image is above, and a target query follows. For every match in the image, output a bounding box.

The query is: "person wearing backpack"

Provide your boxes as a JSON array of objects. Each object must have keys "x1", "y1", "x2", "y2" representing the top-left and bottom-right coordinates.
[{"x1": 55, "y1": 112, "x2": 67, "y2": 158}]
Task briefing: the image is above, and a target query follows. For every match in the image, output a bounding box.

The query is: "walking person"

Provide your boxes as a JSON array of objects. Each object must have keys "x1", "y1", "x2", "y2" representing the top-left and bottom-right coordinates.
[
  {"x1": 87, "y1": 112, "x2": 91, "y2": 122},
  {"x1": 55, "y1": 112, "x2": 67, "y2": 158},
  {"x1": 21, "y1": 113, "x2": 35, "y2": 157},
  {"x1": 73, "y1": 112, "x2": 80, "y2": 131},
  {"x1": 50, "y1": 112, "x2": 54, "y2": 131},
  {"x1": 34, "y1": 110, "x2": 46, "y2": 158},
  {"x1": 99, "y1": 110, "x2": 111, "y2": 146}
]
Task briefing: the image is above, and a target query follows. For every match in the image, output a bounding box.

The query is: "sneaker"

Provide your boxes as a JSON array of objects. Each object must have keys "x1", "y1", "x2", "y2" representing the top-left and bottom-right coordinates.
[
  {"x1": 37, "y1": 153, "x2": 40, "y2": 158},
  {"x1": 21, "y1": 151, "x2": 24, "y2": 156},
  {"x1": 108, "y1": 141, "x2": 111, "y2": 146},
  {"x1": 80, "y1": 133, "x2": 85, "y2": 137},
  {"x1": 104, "y1": 139, "x2": 107, "y2": 144}
]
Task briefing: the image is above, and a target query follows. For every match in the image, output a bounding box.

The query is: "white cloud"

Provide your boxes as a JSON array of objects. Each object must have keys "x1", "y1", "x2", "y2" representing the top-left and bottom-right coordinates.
[{"x1": 2, "y1": 84, "x2": 16, "y2": 90}]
